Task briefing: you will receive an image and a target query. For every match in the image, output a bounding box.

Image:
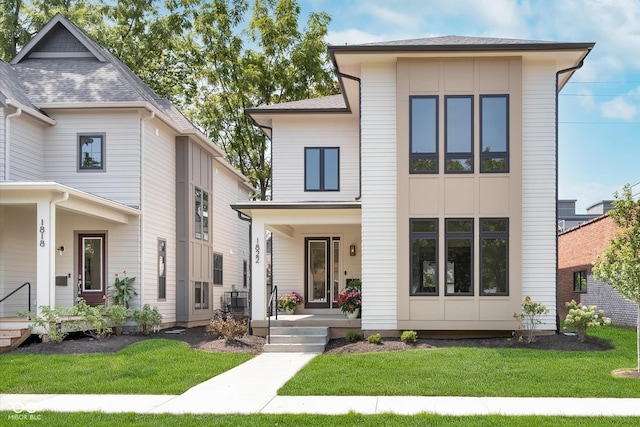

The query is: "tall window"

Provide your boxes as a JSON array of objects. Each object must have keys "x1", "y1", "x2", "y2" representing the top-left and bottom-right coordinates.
[
  {"x1": 195, "y1": 187, "x2": 202, "y2": 239},
  {"x1": 410, "y1": 219, "x2": 438, "y2": 295},
  {"x1": 410, "y1": 96, "x2": 438, "y2": 173},
  {"x1": 243, "y1": 260, "x2": 248, "y2": 288},
  {"x1": 573, "y1": 270, "x2": 587, "y2": 292},
  {"x1": 213, "y1": 253, "x2": 223, "y2": 285},
  {"x1": 445, "y1": 96, "x2": 473, "y2": 173},
  {"x1": 194, "y1": 281, "x2": 209, "y2": 309},
  {"x1": 480, "y1": 95, "x2": 509, "y2": 172},
  {"x1": 480, "y1": 219, "x2": 509, "y2": 295},
  {"x1": 305, "y1": 147, "x2": 339, "y2": 191},
  {"x1": 158, "y1": 239, "x2": 166, "y2": 300},
  {"x1": 78, "y1": 133, "x2": 105, "y2": 171},
  {"x1": 202, "y1": 191, "x2": 209, "y2": 241},
  {"x1": 445, "y1": 219, "x2": 473, "y2": 295}
]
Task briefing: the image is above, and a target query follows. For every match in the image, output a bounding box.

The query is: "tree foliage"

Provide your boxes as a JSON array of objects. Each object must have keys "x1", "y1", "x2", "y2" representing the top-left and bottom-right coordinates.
[{"x1": 593, "y1": 184, "x2": 640, "y2": 372}]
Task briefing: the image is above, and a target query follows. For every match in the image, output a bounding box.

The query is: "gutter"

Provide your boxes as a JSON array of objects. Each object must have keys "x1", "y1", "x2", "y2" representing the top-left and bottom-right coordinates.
[
  {"x1": 554, "y1": 47, "x2": 593, "y2": 333},
  {"x1": 337, "y1": 72, "x2": 362, "y2": 201},
  {"x1": 4, "y1": 102, "x2": 22, "y2": 181}
]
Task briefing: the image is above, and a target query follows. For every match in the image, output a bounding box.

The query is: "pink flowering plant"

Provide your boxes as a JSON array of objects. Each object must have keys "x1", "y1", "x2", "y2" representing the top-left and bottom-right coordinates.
[
  {"x1": 278, "y1": 291, "x2": 304, "y2": 311},
  {"x1": 337, "y1": 289, "x2": 362, "y2": 314}
]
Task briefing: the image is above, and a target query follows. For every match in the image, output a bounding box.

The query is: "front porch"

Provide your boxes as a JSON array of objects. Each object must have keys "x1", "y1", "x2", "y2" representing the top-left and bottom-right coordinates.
[{"x1": 252, "y1": 314, "x2": 361, "y2": 339}]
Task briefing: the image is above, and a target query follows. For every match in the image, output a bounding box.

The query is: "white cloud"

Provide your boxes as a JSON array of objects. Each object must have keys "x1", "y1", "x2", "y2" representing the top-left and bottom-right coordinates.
[
  {"x1": 366, "y1": 6, "x2": 421, "y2": 31},
  {"x1": 325, "y1": 29, "x2": 385, "y2": 45},
  {"x1": 599, "y1": 87, "x2": 640, "y2": 122},
  {"x1": 577, "y1": 88, "x2": 596, "y2": 109}
]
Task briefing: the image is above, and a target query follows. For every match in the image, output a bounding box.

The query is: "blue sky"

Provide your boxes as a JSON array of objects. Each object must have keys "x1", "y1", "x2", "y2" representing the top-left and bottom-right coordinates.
[{"x1": 298, "y1": 0, "x2": 640, "y2": 213}]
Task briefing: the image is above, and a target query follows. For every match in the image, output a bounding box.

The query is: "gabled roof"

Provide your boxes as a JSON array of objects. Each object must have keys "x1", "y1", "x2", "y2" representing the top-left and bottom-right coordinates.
[
  {"x1": 0, "y1": 61, "x2": 37, "y2": 109},
  {"x1": 246, "y1": 94, "x2": 346, "y2": 114}
]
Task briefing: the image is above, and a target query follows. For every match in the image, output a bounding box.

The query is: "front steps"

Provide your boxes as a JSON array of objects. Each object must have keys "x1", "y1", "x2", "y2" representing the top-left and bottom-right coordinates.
[
  {"x1": 264, "y1": 326, "x2": 329, "y2": 353},
  {"x1": 0, "y1": 328, "x2": 31, "y2": 354}
]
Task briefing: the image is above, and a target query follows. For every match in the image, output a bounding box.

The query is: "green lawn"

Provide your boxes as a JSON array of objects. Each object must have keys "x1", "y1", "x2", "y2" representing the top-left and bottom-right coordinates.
[
  {"x1": 1, "y1": 412, "x2": 639, "y2": 426},
  {"x1": 0, "y1": 339, "x2": 252, "y2": 394},
  {"x1": 280, "y1": 326, "x2": 640, "y2": 397}
]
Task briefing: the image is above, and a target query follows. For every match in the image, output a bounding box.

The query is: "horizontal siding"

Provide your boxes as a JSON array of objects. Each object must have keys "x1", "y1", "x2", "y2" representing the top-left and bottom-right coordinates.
[
  {"x1": 141, "y1": 119, "x2": 176, "y2": 322},
  {"x1": 360, "y1": 61, "x2": 397, "y2": 330},
  {"x1": 521, "y1": 60, "x2": 557, "y2": 329},
  {"x1": 43, "y1": 110, "x2": 141, "y2": 207},
  {"x1": 271, "y1": 115, "x2": 359, "y2": 201},
  {"x1": 9, "y1": 115, "x2": 46, "y2": 181}
]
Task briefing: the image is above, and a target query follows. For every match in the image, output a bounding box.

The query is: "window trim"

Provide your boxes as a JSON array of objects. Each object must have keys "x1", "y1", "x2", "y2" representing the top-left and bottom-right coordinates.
[
  {"x1": 445, "y1": 218, "x2": 474, "y2": 296},
  {"x1": 479, "y1": 218, "x2": 509, "y2": 296},
  {"x1": 409, "y1": 218, "x2": 439, "y2": 296},
  {"x1": 444, "y1": 95, "x2": 474, "y2": 174},
  {"x1": 409, "y1": 95, "x2": 439, "y2": 174},
  {"x1": 480, "y1": 94, "x2": 510, "y2": 173},
  {"x1": 77, "y1": 133, "x2": 106, "y2": 172},
  {"x1": 213, "y1": 252, "x2": 223, "y2": 286},
  {"x1": 158, "y1": 239, "x2": 166, "y2": 300},
  {"x1": 304, "y1": 147, "x2": 340, "y2": 192},
  {"x1": 573, "y1": 270, "x2": 587, "y2": 293}
]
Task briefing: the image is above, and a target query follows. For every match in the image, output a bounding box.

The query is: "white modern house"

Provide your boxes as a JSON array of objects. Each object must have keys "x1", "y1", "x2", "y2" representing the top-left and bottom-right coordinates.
[
  {"x1": 237, "y1": 36, "x2": 594, "y2": 337},
  {"x1": 0, "y1": 14, "x2": 253, "y2": 347}
]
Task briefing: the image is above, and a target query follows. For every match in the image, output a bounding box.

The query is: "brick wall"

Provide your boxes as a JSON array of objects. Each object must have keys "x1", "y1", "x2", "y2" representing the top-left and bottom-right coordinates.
[
  {"x1": 557, "y1": 215, "x2": 618, "y2": 319},
  {"x1": 581, "y1": 276, "x2": 638, "y2": 327}
]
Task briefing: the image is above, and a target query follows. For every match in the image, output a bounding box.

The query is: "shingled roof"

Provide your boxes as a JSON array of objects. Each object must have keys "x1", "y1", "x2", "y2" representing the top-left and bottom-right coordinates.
[{"x1": 246, "y1": 94, "x2": 346, "y2": 113}]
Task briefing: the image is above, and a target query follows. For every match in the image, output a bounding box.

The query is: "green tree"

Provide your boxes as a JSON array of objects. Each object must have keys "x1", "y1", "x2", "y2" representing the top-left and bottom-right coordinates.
[
  {"x1": 593, "y1": 184, "x2": 640, "y2": 373},
  {"x1": 191, "y1": 0, "x2": 337, "y2": 199}
]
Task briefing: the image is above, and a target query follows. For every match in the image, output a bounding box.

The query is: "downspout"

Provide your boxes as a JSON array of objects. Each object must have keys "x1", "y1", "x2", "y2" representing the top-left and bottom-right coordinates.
[
  {"x1": 4, "y1": 101, "x2": 22, "y2": 181},
  {"x1": 237, "y1": 211, "x2": 253, "y2": 334},
  {"x1": 50, "y1": 192, "x2": 69, "y2": 308},
  {"x1": 139, "y1": 110, "x2": 155, "y2": 309},
  {"x1": 337, "y1": 73, "x2": 363, "y2": 201},
  {"x1": 555, "y1": 55, "x2": 590, "y2": 333}
]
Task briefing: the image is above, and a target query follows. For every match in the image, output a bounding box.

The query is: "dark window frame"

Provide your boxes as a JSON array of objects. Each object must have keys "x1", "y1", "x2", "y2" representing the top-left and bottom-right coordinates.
[
  {"x1": 304, "y1": 147, "x2": 340, "y2": 191},
  {"x1": 158, "y1": 239, "x2": 166, "y2": 300},
  {"x1": 194, "y1": 281, "x2": 210, "y2": 310},
  {"x1": 445, "y1": 218, "x2": 474, "y2": 296},
  {"x1": 480, "y1": 94, "x2": 510, "y2": 173},
  {"x1": 410, "y1": 218, "x2": 439, "y2": 296},
  {"x1": 213, "y1": 252, "x2": 223, "y2": 286},
  {"x1": 479, "y1": 218, "x2": 509, "y2": 296},
  {"x1": 573, "y1": 270, "x2": 587, "y2": 293},
  {"x1": 445, "y1": 95, "x2": 474, "y2": 174},
  {"x1": 77, "y1": 133, "x2": 106, "y2": 172},
  {"x1": 243, "y1": 260, "x2": 248, "y2": 288},
  {"x1": 409, "y1": 95, "x2": 439, "y2": 174},
  {"x1": 194, "y1": 187, "x2": 202, "y2": 240}
]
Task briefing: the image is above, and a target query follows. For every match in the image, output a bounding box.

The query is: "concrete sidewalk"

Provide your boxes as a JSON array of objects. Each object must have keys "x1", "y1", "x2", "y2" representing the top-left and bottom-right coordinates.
[{"x1": 2, "y1": 352, "x2": 640, "y2": 416}]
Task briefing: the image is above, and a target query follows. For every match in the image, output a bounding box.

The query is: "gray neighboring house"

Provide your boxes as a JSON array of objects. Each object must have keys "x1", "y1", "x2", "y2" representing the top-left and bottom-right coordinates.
[{"x1": 0, "y1": 14, "x2": 253, "y2": 343}]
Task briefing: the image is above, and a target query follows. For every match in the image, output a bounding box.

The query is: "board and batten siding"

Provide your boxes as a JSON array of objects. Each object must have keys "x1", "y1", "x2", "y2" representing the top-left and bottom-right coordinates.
[
  {"x1": 271, "y1": 115, "x2": 359, "y2": 201},
  {"x1": 0, "y1": 109, "x2": 5, "y2": 180},
  {"x1": 360, "y1": 61, "x2": 398, "y2": 330},
  {"x1": 43, "y1": 110, "x2": 141, "y2": 207},
  {"x1": 521, "y1": 60, "x2": 557, "y2": 329},
  {"x1": 8, "y1": 115, "x2": 46, "y2": 181},
  {"x1": 141, "y1": 118, "x2": 176, "y2": 322}
]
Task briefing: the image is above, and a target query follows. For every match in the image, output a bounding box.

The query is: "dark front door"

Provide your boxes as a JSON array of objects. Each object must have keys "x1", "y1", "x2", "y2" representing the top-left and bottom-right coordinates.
[
  {"x1": 305, "y1": 237, "x2": 342, "y2": 309},
  {"x1": 77, "y1": 233, "x2": 106, "y2": 306}
]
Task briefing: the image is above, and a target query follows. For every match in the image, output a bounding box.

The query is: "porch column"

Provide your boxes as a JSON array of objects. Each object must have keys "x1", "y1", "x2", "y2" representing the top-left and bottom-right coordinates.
[
  {"x1": 35, "y1": 199, "x2": 53, "y2": 312},
  {"x1": 251, "y1": 218, "x2": 267, "y2": 320}
]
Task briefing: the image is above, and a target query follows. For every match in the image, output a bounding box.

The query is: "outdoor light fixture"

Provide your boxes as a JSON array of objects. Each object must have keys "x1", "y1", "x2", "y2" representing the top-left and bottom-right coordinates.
[
  {"x1": 57, "y1": 246, "x2": 65, "y2": 255},
  {"x1": 350, "y1": 244, "x2": 356, "y2": 257}
]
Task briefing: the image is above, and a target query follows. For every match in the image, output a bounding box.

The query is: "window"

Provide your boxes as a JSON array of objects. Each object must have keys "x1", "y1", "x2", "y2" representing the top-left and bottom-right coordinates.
[
  {"x1": 480, "y1": 95, "x2": 509, "y2": 172},
  {"x1": 410, "y1": 96, "x2": 438, "y2": 173},
  {"x1": 410, "y1": 219, "x2": 438, "y2": 295},
  {"x1": 573, "y1": 270, "x2": 587, "y2": 292},
  {"x1": 202, "y1": 191, "x2": 209, "y2": 241},
  {"x1": 78, "y1": 133, "x2": 105, "y2": 171},
  {"x1": 305, "y1": 147, "x2": 339, "y2": 191},
  {"x1": 243, "y1": 260, "x2": 248, "y2": 288},
  {"x1": 158, "y1": 239, "x2": 166, "y2": 300},
  {"x1": 213, "y1": 253, "x2": 223, "y2": 285},
  {"x1": 445, "y1": 96, "x2": 473, "y2": 173},
  {"x1": 445, "y1": 219, "x2": 473, "y2": 295},
  {"x1": 195, "y1": 187, "x2": 202, "y2": 239},
  {"x1": 194, "y1": 281, "x2": 210, "y2": 309},
  {"x1": 480, "y1": 219, "x2": 509, "y2": 295}
]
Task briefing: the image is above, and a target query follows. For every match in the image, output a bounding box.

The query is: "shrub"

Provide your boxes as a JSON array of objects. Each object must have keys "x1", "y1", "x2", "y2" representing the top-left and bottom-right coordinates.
[
  {"x1": 70, "y1": 298, "x2": 111, "y2": 340},
  {"x1": 206, "y1": 312, "x2": 248, "y2": 342},
  {"x1": 18, "y1": 306, "x2": 70, "y2": 344},
  {"x1": 105, "y1": 304, "x2": 130, "y2": 335},
  {"x1": 401, "y1": 330, "x2": 418, "y2": 344},
  {"x1": 109, "y1": 271, "x2": 137, "y2": 308},
  {"x1": 513, "y1": 296, "x2": 549, "y2": 343},
  {"x1": 132, "y1": 304, "x2": 162, "y2": 334},
  {"x1": 367, "y1": 333, "x2": 382, "y2": 345},
  {"x1": 564, "y1": 300, "x2": 611, "y2": 342},
  {"x1": 345, "y1": 330, "x2": 362, "y2": 343}
]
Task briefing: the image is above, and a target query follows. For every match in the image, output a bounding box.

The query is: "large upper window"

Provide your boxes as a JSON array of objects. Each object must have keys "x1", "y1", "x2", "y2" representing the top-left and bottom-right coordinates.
[
  {"x1": 410, "y1": 96, "x2": 438, "y2": 173},
  {"x1": 445, "y1": 96, "x2": 473, "y2": 173},
  {"x1": 78, "y1": 133, "x2": 105, "y2": 171},
  {"x1": 305, "y1": 147, "x2": 339, "y2": 191},
  {"x1": 480, "y1": 219, "x2": 509, "y2": 295},
  {"x1": 410, "y1": 219, "x2": 438, "y2": 295},
  {"x1": 480, "y1": 95, "x2": 509, "y2": 172},
  {"x1": 445, "y1": 219, "x2": 473, "y2": 295}
]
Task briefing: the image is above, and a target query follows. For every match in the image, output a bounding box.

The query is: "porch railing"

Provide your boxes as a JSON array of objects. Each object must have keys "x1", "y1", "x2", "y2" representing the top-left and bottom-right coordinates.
[
  {"x1": 267, "y1": 285, "x2": 278, "y2": 344},
  {"x1": 0, "y1": 282, "x2": 31, "y2": 314}
]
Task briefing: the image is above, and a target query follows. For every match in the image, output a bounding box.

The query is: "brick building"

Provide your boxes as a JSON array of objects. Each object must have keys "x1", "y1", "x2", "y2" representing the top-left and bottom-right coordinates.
[{"x1": 558, "y1": 214, "x2": 638, "y2": 327}]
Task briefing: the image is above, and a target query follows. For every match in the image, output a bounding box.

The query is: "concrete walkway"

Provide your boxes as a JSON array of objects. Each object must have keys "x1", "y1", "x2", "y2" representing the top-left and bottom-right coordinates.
[{"x1": 2, "y1": 352, "x2": 640, "y2": 416}]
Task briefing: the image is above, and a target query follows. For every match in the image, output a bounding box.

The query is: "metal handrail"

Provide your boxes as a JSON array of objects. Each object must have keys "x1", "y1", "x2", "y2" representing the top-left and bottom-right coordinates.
[
  {"x1": 0, "y1": 282, "x2": 31, "y2": 313},
  {"x1": 267, "y1": 285, "x2": 278, "y2": 344}
]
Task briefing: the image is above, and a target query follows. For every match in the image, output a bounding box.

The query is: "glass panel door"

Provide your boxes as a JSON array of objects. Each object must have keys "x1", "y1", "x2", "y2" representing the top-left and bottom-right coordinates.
[
  {"x1": 78, "y1": 234, "x2": 106, "y2": 306},
  {"x1": 306, "y1": 238, "x2": 329, "y2": 307}
]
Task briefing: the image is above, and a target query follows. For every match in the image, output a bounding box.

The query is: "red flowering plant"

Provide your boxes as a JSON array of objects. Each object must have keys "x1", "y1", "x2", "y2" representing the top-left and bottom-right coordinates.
[
  {"x1": 337, "y1": 289, "x2": 362, "y2": 314},
  {"x1": 278, "y1": 291, "x2": 304, "y2": 312}
]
